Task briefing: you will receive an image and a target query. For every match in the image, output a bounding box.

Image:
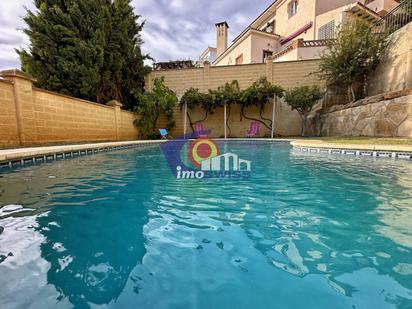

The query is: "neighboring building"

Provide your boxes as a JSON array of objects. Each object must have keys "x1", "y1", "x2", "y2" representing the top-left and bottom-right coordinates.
[
  {"x1": 196, "y1": 47, "x2": 217, "y2": 67},
  {"x1": 201, "y1": 0, "x2": 400, "y2": 66}
]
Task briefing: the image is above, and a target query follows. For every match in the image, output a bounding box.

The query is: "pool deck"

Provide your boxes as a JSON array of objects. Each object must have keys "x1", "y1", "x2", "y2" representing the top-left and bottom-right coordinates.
[
  {"x1": 291, "y1": 140, "x2": 412, "y2": 152},
  {"x1": 0, "y1": 140, "x2": 163, "y2": 167},
  {"x1": 1, "y1": 138, "x2": 411, "y2": 167},
  {"x1": 291, "y1": 139, "x2": 412, "y2": 159}
]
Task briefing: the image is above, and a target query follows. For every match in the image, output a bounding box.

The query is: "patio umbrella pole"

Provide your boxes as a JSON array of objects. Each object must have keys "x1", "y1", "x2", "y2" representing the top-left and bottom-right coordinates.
[
  {"x1": 184, "y1": 100, "x2": 187, "y2": 139},
  {"x1": 271, "y1": 95, "x2": 276, "y2": 139},
  {"x1": 224, "y1": 102, "x2": 227, "y2": 139}
]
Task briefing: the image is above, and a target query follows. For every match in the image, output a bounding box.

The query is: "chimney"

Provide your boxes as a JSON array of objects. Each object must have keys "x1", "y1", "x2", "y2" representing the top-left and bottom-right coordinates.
[{"x1": 216, "y1": 21, "x2": 229, "y2": 57}]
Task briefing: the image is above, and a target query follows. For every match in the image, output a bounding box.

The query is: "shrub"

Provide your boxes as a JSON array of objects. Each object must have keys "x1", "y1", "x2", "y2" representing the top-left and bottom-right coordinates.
[
  {"x1": 318, "y1": 19, "x2": 390, "y2": 102},
  {"x1": 134, "y1": 77, "x2": 177, "y2": 139},
  {"x1": 284, "y1": 86, "x2": 324, "y2": 136}
]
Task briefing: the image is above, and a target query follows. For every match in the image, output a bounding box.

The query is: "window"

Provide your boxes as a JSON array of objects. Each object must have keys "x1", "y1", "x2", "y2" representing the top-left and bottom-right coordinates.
[
  {"x1": 236, "y1": 54, "x2": 243, "y2": 65},
  {"x1": 318, "y1": 20, "x2": 335, "y2": 39},
  {"x1": 289, "y1": 0, "x2": 298, "y2": 18},
  {"x1": 263, "y1": 50, "x2": 273, "y2": 63},
  {"x1": 264, "y1": 20, "x2": 275, "y2": 33}
]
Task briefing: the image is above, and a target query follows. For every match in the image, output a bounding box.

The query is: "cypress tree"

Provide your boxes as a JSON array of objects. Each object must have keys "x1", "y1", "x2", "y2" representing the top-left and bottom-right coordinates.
[
  {"x1": 99, "y1": 0, "x2": 150, "y2": 109},
  {"x1": 18, "y1": 0, "x2": 149, "y2": 109}
]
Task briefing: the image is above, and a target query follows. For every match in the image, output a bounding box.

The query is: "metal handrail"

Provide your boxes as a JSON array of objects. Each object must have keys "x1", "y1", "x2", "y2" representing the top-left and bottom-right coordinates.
[{"x1": 372, "y1": 0, "x2": 412, "y2": 33}]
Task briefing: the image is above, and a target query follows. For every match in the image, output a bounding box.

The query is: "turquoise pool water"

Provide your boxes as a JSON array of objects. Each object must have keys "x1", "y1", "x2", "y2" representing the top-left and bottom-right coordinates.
[{"x1": 0, "y1": 141, "x2": 411, "y2": 308}]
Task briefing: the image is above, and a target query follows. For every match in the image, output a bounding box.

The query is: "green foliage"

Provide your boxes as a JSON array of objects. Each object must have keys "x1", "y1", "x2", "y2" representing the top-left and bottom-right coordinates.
[
  {"x1": 318, "y1": 19, "x2": 390, "y2": 101},
  {"x1": 284, "y1": 86, "x2": 324, "y2": 136},
  {"x1": 179, "y1": 88, "x2": 210, "y2": 131},
  {"x1": 180, "y1": 88, "x2": 208, "y2": 111},
  {"x1": 210, "y1": 81, "x2": 241, "y2": 137},
  {"x1": 239, "y1": 77, "x2": 284, "y2": 131},
  {"x1": 134, "y1": 78, "x2": 177, "y2": 139},
  {"x1": 210, "y1": 80, "x2": 241, "y2": 108},
  {"x1": 18, "y1": 0, "x2": 150, "y2": 109},
  {"x1": 240, "y1": 77, "x2": 284, "y2": 108},
  {"x1": 179, "y1": 82, "x2": 241, "y2": 133},
  {"x1": 179, "y1": 77, "x2": 284, "y2": 135}
]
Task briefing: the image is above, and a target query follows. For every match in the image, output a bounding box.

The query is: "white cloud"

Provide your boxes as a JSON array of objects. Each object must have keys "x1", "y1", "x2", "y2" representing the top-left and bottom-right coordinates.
[{"x1": 0, "y1": 0, "x2": 274, "y2": 69}]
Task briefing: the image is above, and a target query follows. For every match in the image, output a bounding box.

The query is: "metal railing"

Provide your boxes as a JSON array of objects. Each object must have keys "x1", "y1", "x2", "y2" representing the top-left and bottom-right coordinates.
[
  {"x1": 301, "y1": 39, "x2": 329, "y2": 47},
  {"x1": 373, "y1": 0, "x2": 412, "y2": 33}
]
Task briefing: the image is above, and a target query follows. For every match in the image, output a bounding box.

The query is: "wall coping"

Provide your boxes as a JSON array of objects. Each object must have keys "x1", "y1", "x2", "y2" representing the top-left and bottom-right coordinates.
[
  {"x1": 0, "y1": 78, "x2": 14, "y2": 85},
  {"x1": 323, "y1": 88, "x2": 412, "y2": 114},
  {"x1": 0, "y1": 69, "x2": 36, "y2": 82},
  {"x1": 33, "y1": 87, "x2": 117, "y2": 111},
  {"x1": 107, "y1": 100, "x2": 123, "y2": 107},
  {"x1": 151, "y1": 59, "x2": 321, "y2": 74}
]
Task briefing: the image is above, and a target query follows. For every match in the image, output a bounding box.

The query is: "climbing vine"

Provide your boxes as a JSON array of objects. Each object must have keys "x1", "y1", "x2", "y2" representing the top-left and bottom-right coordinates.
[
  {"x1": 134, "y1": 77, "x2": 177, "y2": 139},
  {"x1": 180, "y1": 77, "x2": 284, "y2": 136},
  {"x1": 239, "y1": 77, "x2": 284, "y2": 131},
  {"x1": 211, "y1": 81, "x2": 241, "y2": 137},
  {"x1": 179, "y1": 88, "x2": 210, "y2": 132}
]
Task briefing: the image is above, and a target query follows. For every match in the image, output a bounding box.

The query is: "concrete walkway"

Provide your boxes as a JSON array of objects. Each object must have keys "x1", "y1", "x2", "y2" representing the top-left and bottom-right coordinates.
[
  {"x1": 0, "y1": 140, "x2": 162, "y2": 163},
  {"x1": 291, "y1": 140, "x2": 412, "y2": 152}
]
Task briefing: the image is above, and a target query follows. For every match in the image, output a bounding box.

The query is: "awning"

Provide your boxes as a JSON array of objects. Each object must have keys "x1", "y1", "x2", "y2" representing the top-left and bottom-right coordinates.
[
  {"x1": 280, "y1": 22, "x2": 313, "y2": 45},
  {"x1": 345, "y1": 3, "x2": 382, "y2": 22}
]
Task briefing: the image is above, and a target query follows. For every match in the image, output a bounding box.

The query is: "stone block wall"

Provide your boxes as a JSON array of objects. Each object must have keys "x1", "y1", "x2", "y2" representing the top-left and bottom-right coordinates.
[
  {"x1": 0, "y1": 70, "x2": 138, "y2": 148},
  {"x1": 0, "y1": 80, "x2": 19, "y2": 147},
  {"x1": 321, "y1": 89, "x2": 412, "y2": 137}
]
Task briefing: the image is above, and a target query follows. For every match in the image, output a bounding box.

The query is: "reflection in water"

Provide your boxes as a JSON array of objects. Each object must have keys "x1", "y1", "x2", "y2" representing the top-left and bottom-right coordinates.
[{"x1": 0, "y1": 142, "x2": 411, "y2": 308}]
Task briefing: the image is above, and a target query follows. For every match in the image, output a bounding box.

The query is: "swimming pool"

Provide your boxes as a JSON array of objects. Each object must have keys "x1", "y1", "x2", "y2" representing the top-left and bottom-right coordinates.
[{"x1": 0, "y1": 141, "x2": 411, "y2": 308}]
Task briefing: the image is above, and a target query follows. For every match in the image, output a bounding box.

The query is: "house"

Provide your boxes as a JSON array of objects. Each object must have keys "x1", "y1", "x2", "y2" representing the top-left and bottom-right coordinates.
[
  {"x1": 196, "y1": 47, "x2": 217, "y2": 67},
  {"x1": 202, "y1": 0, "x2": 400, "y2": 66}
]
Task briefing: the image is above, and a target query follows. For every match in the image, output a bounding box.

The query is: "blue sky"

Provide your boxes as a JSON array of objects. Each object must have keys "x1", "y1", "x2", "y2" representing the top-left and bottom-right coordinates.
[{"x1": 0, "y1": 0, "x2": 273, "y2": 69}]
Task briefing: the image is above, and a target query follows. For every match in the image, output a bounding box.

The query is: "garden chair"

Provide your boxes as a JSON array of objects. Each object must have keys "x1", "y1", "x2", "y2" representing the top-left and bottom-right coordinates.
[
  {"x1": 246, "y1": 121, "x2": 260, "y2": 138},
  {"x1": 194, "y1": 122, "x2": 208, "y2": 138},
  {"x1": 159, "y1": 129, "x2": 172, "y2": 139}
]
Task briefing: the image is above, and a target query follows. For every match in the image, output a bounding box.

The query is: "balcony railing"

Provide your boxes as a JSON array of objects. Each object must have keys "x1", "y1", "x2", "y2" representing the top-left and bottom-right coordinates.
[
  {"x1": 372, "y1": 0, "x2": 412, "y2": 33},
  {"x1": 301, "y1": 40, "x2": 329, "y2": 47}
]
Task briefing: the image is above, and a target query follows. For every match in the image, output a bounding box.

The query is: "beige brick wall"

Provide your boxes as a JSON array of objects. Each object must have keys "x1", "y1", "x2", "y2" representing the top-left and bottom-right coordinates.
[
  {"x1": 119, "y1": 111, "x2": 138, "y2": 140},
  {"x1": 33, "y1": 89, "x2": 117, "y2": 143},
  {"x1": 0, "y1": 80, "x2": 19, "y2": 147},
  {"x1": 0, "y1": 70, "x2": 138, "y2": 148},
  {"x1": 149, "y1": 59, "x2": 324, "y2": 137}
]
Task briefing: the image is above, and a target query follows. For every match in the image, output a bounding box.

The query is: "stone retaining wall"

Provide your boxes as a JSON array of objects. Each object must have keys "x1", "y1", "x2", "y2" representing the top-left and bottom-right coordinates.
[{"x1": 320, "y1": 89, "x2": 412, "y2": 137}]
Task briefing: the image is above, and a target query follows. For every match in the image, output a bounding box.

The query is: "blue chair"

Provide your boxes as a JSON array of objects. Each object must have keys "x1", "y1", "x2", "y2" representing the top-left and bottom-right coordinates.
[{"x1": 159, "y1": 129, "x2": 172, "y2": 139}]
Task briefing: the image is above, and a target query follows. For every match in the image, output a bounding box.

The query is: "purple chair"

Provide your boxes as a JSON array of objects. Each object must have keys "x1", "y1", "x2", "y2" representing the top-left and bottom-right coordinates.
[
  {"x1": 194, "y1": 122, "x2": 208, "y2": 138},
  {"x1": 246, "y1": 121, "x2": 260, "y2": 138}
]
